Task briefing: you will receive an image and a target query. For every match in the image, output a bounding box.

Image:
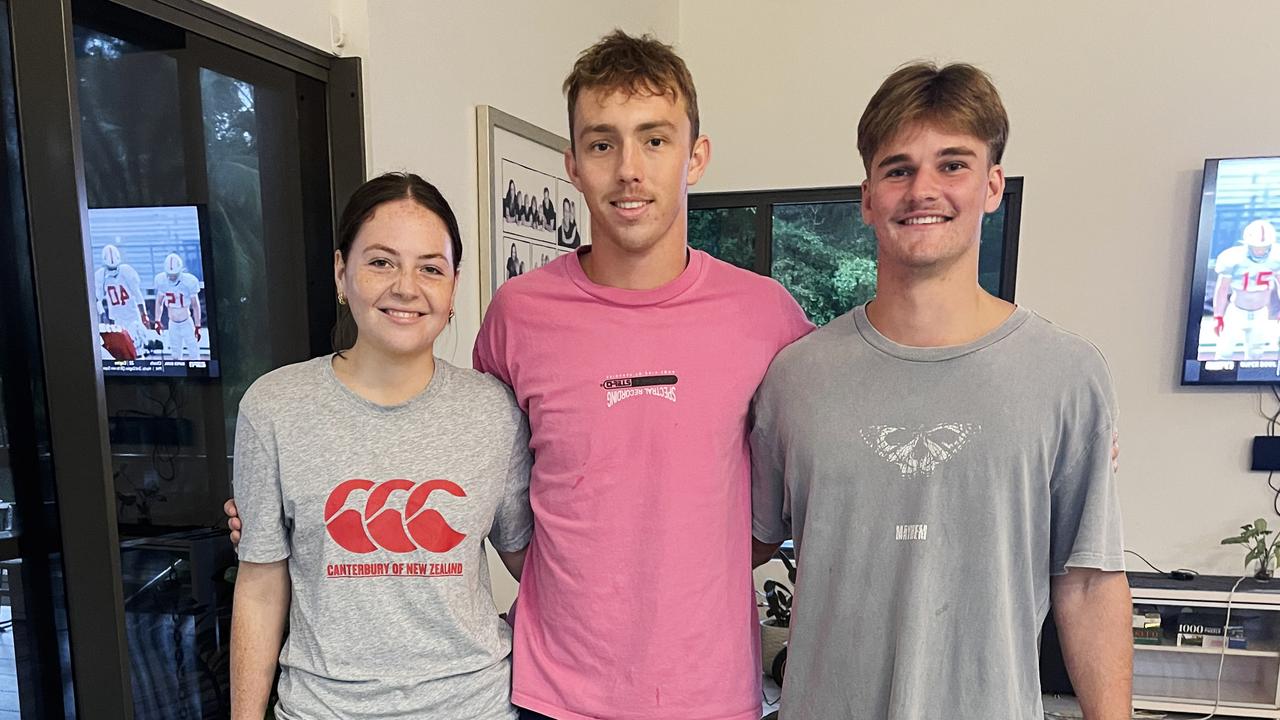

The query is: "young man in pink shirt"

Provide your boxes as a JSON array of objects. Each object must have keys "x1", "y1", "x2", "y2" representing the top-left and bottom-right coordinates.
[
  {"x1": 474, "y1": 32, "x2": 811, "y2": 719},
  {"x1": 227, "y1": 31, "x2": 809, "y2": 719}
]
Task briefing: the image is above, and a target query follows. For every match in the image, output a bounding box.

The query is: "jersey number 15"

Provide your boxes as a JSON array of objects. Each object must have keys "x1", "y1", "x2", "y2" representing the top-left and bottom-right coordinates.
[{"x1": 1243, "y1": 271, "x2": 1274, "y2": 291}]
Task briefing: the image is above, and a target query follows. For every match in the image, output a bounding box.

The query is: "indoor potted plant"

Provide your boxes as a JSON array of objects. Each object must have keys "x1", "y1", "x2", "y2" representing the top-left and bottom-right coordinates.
[{"x1": 1221, "y1": 518, "x2": 1280, "y2": 581}]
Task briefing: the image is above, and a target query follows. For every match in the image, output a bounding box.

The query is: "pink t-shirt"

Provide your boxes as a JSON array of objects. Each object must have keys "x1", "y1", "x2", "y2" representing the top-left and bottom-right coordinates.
[{"x1": 475, "y1": 249, "x2": 812, "y2": 720}]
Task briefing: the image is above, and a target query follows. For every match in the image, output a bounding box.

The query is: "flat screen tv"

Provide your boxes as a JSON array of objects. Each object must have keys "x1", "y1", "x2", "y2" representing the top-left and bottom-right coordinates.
[
  {"x1": 1183, "y1": 157, "x2": 1280, "y2": 385},
  {"x1": 87, "y1": 205, "x2": 219, "y2": 378}
]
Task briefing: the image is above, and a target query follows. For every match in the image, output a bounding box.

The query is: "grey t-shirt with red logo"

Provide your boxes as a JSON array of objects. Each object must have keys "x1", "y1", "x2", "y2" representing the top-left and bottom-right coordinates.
[{"x1": 234, "y1": 355, "x2": 532, "y2": 720}]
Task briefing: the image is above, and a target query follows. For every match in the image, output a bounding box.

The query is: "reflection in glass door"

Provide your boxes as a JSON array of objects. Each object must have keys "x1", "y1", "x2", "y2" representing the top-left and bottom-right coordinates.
[{"x1": 71, "y1": 4, "x2": 338, "y2": 718}]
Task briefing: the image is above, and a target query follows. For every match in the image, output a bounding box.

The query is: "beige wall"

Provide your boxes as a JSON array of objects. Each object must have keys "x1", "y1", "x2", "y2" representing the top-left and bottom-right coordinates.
[
  {"x1": 206, "y1": 0, "x2": 1280, "y2": 583},
  {"x1": 682, "y1": 0, "x2": 1280, "y2": 576}
]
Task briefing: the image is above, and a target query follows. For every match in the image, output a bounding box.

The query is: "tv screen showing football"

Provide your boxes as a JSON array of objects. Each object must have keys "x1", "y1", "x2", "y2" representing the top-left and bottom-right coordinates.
[
  {"x1": 1183, "y1": 157, "x2": 1280, "y2": 385},
  {"x1": 86, "y1": 205, "x2": 220, "y2": 378}
]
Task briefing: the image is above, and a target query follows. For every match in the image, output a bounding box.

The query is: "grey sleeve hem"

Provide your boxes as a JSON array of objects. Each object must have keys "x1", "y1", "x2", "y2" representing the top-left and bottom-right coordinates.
[
  {"x1": 236, "y1": 547, "x2": 290, "y2": 564},
  {"x1": 487, "y1": 531, "x2": 532, "y2": 554},
  {"x1": 752, "y1": 522, "x2": 789, "y2": 546},
  {"x1": 1051, "y1": 552, "x2": 1126, "y2": 576}
]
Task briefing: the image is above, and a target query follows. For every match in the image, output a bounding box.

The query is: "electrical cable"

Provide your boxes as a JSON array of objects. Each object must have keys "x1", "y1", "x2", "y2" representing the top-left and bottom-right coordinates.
[
  {"x1": 1191, "y1": 574, "x2": 1248, "y2": 720},
  {"x1": 1124, "y1": 549, "x2": 1166, "y2": 575}
]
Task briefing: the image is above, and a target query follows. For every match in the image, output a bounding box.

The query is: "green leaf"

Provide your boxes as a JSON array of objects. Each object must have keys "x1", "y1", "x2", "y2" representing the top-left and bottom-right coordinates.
[
  {"x1": 1258, "y1": 519, "x2": 1270, "y2": 532},
  {"x1": 1247, "y1": 546, "x2": 1264, "y2": 564},
  {"x1": 1223, "y1": 537, "x2": 1248, "y2": 544}
]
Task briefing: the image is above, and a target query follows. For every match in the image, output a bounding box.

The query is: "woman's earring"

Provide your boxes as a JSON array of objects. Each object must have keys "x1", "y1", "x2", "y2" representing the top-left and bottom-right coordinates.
[
  {"x1": 448, "y1": 308, "x2": 455, "y2": 320},
  {"x1": 337, "y1": 293, "x2": 347, "y2": 306}
]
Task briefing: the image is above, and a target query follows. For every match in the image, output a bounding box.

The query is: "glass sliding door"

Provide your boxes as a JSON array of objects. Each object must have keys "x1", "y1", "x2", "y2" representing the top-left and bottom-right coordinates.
[
  {"x1": 6, "y1": 0, "x2": 362, "y2": 716},
  {"x1": 70, "y1": 3, "x2": 340, "y2": 716}
]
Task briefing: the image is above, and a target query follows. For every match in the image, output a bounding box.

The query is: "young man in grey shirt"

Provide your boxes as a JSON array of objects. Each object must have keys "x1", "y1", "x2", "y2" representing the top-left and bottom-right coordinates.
[{"x1": 751, "y1": 63, "x2": 1132, "y2": 719}]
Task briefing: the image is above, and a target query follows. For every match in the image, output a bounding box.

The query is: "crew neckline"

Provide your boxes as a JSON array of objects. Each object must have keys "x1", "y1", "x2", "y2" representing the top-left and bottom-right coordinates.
[
  {"x1": 565, "y1": 246, "x2": 706, "y2": 306},
  {"x1": 321, "y1": 354, "x2": 452, "y2": 412},
  {"x1": 851, "y1": 303, "x2": 1031, "y2": 362}
]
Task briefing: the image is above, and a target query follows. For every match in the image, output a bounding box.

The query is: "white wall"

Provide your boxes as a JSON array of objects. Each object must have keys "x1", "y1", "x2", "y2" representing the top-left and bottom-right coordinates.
[
  {"x1": 204, "y1": 0, "x2": 339, "y2": 53},
  {"x1": 682, "y1": 0, "x2": 1280, "y2": 576}
]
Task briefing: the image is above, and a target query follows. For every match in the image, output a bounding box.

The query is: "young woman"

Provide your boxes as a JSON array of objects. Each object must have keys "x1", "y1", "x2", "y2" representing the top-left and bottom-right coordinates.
[
  {"x1": 506, "y1": 242, "x2": 520, "y2": 280},
  {"x1": 557, "y1": 197, "x2": 581, "y2": 249},
  {"x1": 230, "y1": 172, "x2": 532, "y2": 720},
  {"x1": 541, "y1": 187, "x2": 556, "y2": 232},
  {"x1": 502, "y1": 179, "x2": 516, "y2": 221}
]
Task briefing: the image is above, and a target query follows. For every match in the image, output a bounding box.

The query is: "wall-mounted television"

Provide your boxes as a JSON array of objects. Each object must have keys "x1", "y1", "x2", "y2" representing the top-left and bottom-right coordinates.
[
  {"x1": 1183, "y1": 157, "x2": 1280, "y2": 385},
  {"x1": 87, "y1": 205, "x2": 220, "y2": 378}
]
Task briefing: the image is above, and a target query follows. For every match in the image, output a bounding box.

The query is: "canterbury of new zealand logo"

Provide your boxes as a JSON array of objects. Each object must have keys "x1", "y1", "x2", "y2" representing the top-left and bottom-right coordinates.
[
  {"x1": 859, "y1": 423, "x2": 981, "y2": 480},
  {"x1": 601, "y1": 372, "x2": 678, "y2": 408},
  {"x1": 324, "y1": 479, "x2": 467, "y2": 554}
]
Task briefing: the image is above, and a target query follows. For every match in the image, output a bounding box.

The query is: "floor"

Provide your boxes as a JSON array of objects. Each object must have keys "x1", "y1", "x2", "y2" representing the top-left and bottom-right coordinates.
[{"x1": 0, "y1": 605, "x2": 20, "y2": 719}]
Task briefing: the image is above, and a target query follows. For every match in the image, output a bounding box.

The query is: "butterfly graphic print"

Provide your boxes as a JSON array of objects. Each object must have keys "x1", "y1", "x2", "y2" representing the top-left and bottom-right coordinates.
[{"x1": 860, "y1": 423, "x2": 981, "y2": 480}]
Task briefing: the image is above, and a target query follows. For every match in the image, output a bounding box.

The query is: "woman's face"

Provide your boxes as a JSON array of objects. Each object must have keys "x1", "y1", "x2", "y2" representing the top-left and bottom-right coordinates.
[{"x1": 335, "y1": 198, "x2": 457, "y2": 360}]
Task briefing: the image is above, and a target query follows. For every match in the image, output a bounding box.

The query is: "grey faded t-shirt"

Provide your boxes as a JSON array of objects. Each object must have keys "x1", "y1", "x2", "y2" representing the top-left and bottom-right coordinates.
[
  {"x1": 234, "y1": 356, "x2": 532, "y2": 720},
  {"x1": 751, "y1": 305, "x2": 1123, "y2": 720}
]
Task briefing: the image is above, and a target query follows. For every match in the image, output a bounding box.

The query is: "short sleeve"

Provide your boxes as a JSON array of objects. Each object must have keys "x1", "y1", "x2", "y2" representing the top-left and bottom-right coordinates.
[
  {"x1": 1214, "y1": 249, "x2": 1235, "y2": 276},
  {"x1": 232, "y1": 411, "x2": 291, "y2": 563},
  {"x1": 1049, "y1": 368, "x2": 1124, "y2": 575},
  {"x1": 488, "y1": 404, "x2": 533, "y2": 552},
  {"x1": 750, "y1": 373, "x2": 792, "y2": 545},
  {"x1": 473, "y1": 291, "x2": 512, "y2": 385},
  {"x1": 773, "y1": 281, "x2": 815, "y2": 348},
  {"x1": 125, "y1": 267, "x2": 143, "y2": 300}
]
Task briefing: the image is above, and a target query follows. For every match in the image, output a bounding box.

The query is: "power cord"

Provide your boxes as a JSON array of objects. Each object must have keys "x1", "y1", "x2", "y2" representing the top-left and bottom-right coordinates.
[
  {"x1": 1125, "y1": 549, "x2": 1166, "y2": 575},
  {"x1": 1190, "y1": 574, "x2": 1248, "y2": 720}
]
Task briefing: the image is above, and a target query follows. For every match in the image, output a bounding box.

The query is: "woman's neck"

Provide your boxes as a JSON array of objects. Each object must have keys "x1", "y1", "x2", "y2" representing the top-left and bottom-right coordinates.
[{"x1": 332, "y1": 342, "x2": 437, "y2": 406}]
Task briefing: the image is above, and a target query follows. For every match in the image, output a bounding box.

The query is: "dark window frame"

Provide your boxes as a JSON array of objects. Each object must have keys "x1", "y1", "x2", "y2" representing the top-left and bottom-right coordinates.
[
  {"x1": 7, "y1": 0, "x2": 365, "y2": 717},
  {"x1": 689, "y1": 177, "x2": 1024, "y2": 302}
]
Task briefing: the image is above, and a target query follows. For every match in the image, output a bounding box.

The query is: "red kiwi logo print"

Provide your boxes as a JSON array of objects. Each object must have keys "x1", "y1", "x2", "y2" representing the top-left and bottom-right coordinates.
[{"x1": 324, "y1": 479, "x2": 467, "y2": 553}]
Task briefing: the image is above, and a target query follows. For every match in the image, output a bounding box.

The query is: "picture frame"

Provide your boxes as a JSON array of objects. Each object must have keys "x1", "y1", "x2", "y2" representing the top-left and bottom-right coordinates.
[{"x1": 476, "y1": 105, "x2": 590, "y2": 312}]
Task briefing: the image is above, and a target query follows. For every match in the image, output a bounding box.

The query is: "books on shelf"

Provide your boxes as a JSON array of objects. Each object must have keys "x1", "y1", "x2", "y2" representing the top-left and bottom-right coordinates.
[{"x1": 1133, "y1": 606, "x2": 1163, "y2": 645}]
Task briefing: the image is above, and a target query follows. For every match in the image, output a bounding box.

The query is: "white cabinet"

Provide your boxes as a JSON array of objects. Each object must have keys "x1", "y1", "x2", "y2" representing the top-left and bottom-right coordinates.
[{"x1": 1131, "y1": 573, "x2": 1280, "y2": 718}]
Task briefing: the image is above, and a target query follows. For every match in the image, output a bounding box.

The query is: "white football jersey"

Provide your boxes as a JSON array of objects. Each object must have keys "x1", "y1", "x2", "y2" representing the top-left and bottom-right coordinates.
[
  {"x1": 153, "y1": 271, "x2": 201, "y2": 323},
  {"x1": 95, "y1": 264, "x2": 143, "y2": 323},
  {"x1": 1215, "y1": 245, "x2": 1280, "y2": 299}
]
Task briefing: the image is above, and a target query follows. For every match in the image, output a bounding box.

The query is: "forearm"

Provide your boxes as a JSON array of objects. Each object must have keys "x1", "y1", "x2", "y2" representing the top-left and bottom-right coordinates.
[
  {"x1": 752, "y1": 538, "x2": 781, "y2": 568},
  {"x1": 193, "y1": 298, "x2": 201, "y2": 328},
  {"x1": 1053, "y1": 569, "x2": 1133, "y2": 720},
  {"x1": 231, "y1": 562, "x2": 289, "y2": 720},
  {"x1": 1214, "y1": 278, "x2": 1230, "y2": 316}
]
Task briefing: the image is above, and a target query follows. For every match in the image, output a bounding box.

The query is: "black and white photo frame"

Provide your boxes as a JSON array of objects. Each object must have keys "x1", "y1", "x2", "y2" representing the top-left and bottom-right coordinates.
[{"x1": 477, "y1": 105, "x2": 590, "y2": 311}]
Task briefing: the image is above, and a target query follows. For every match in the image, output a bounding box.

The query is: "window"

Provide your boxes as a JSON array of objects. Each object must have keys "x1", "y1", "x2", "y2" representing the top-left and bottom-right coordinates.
[{"x1": 688, "y1": 180, "x2": 1023, "y2": 325}]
